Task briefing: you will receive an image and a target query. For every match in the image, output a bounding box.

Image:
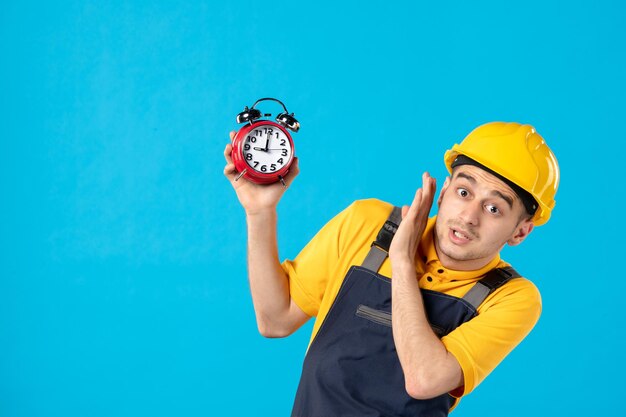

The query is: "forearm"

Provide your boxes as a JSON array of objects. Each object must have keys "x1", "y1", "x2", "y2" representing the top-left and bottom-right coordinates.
[
  {"x1": 246, "y1": 208, "x2": 297, "y2": 337},
  {"x1": 223, "y1": 140, "x2": 305, "y2": 337},
  {"x1": 391, "y1": 260, "x2": 463, "y2": 399}
]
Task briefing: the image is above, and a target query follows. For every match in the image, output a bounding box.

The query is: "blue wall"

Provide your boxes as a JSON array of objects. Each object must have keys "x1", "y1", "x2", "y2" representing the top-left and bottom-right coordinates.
[{"x1": 1, "y1": 1, "x2": 624, "y2": 416}]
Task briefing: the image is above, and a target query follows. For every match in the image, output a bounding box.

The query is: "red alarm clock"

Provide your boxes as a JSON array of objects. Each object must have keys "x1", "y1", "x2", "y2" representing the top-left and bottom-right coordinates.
[{"x1": 231, "y1": 98, "x2": 300, "y2": 186}]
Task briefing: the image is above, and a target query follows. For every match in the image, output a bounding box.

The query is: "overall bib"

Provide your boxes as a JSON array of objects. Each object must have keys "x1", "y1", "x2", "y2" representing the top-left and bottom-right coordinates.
[{"x1": 291, "y1": 207, "x2": 519, "y2": 417}]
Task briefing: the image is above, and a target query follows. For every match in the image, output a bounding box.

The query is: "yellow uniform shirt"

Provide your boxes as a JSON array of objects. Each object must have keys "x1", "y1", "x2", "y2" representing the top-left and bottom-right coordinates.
[{"x1": 282, "y1": 199, "x2": 541, "y2": 399}]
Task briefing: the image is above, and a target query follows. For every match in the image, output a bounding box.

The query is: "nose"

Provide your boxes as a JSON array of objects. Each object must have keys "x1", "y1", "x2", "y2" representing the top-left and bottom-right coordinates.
[{"x1": 458, "y1": 201, "x2": 480, "y2": 226}]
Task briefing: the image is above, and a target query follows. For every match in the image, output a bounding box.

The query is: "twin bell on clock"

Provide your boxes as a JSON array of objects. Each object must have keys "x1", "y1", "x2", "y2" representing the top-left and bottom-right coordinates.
[{"x1": 231, "y1": 97, "x2": 300, "y2": 187}]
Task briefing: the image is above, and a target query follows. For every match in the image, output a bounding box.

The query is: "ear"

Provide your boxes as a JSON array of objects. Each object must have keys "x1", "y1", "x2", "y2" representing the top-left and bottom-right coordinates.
[
  {"x1": 507, "y1": 219, "x2": 534, "y2": 246},
  {"x1": 437, "y1": 177, "x2": 451, "y2": 206}
]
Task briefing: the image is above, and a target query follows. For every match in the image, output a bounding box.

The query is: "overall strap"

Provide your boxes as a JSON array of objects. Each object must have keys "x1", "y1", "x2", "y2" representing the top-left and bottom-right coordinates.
[
  {"x1": 462, "y1": 266, "x2": 521, "y2": 310},
  {"x1": 361, "y1": 206, "x2": 403, "y2": 273}
]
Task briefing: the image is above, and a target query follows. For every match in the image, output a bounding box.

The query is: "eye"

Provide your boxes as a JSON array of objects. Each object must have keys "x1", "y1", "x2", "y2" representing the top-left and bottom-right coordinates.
[
  {"x1": 456, "y1": 188, "x2": 469, "y2": 198},
  {"x1": 486, "y1": 204, "x2": 500, "y2": 215}
]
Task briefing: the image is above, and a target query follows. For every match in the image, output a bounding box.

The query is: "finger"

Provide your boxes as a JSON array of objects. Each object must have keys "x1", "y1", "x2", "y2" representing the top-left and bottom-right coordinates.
[
  {"x1": 229, "y1": 131, "x2": 237, "y2": 141},
  {"x1": 405, "y1": 188, "x2": 423, "y2": 219},
  {"x1": 419, "y1": 172, "x2": 436, "y2": 212},
  {"x1": 224, "y1": 143, "x2": 234, "y2": 165},
  {"x1": 282, "y1": 157, "x2": 300, "y2": 188},
  {"x1": 223, "y1": 162, "x2": 238, "y2": 181},
  {"x1": 423, "y1": 172, "x2": 436, "y2": 198},
  {"x1": 401, "y1": 205, "x2": 410, "y2": 219},
  {"x1": 421, "y1": 172, "x2": 432, "y2": 193},
  {"x1": 223, "y1": 141, "x2": 238, "y2": 181}
]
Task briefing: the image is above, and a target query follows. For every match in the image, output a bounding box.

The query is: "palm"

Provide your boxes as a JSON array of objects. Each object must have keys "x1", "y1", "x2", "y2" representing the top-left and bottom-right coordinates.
[
  {"x1": 389, "y1": 173, "x2": 437, "y2": 263},
  {"x1": 232, "y1": 176, "x2": 289, "y2": 212}
]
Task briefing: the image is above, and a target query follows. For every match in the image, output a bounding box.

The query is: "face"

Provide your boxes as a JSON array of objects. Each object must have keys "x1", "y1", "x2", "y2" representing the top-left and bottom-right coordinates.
[
  {"x1": 242, "y1": 124, "x2": 292, "y2": 173},
  {"x1": 434, "y1": 164, "x2": 534, "y2": 271}
]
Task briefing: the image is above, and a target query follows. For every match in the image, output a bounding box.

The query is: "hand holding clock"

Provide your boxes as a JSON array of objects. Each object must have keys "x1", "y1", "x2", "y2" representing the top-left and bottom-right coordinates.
[
  {"x1": 230, "y1": 98, "x2": 298, "y2": 185},
  {"x1": 224, "y1": 131, "x2": 300, "y2": 215}
]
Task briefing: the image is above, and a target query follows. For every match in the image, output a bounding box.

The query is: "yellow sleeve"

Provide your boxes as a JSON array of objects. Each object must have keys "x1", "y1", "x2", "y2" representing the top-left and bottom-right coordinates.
[
  {"x1": 281, "y1": 199, "x2": 393, "y2": 318},
  {"x1": 442, "y1": 278, "x2": 542, "y2": 397},
  {"x1": 280, "y1": 201, "x2": 358, "y2": 318}
]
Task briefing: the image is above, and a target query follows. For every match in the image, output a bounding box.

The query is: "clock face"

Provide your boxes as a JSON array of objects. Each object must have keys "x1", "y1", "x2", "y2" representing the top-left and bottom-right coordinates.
[{"x1": 242, "y1": 124, "x2": 293, "y2": 174}]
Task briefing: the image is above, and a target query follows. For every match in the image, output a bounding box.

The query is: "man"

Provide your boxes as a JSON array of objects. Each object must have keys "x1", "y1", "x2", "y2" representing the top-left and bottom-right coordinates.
[{"x1": 223, "y1": 122, "x2": 559, "y2": 416}]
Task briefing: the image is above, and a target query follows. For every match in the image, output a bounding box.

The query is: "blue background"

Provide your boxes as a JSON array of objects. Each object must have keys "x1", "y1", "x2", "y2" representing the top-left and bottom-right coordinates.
[{"x1": 1, "y1": 1, "x2": 624, "y2": 416}]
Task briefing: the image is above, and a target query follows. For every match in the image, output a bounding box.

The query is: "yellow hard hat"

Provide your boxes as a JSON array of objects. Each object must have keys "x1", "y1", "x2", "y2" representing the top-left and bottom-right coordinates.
[{"x1": 444, "y1": 122, "x2": 560, "y2": 226}]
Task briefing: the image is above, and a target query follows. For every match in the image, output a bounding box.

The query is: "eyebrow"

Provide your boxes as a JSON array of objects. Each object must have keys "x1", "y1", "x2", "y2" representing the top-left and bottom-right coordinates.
[{"x1": 455, "y1": 172, "x2": 514, "y2": 209}]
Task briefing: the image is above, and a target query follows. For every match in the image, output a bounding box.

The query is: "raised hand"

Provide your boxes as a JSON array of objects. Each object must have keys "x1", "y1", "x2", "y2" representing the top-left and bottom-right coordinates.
[{"x1": 389, "y1": 172, "x2": 437, "y2": 265}]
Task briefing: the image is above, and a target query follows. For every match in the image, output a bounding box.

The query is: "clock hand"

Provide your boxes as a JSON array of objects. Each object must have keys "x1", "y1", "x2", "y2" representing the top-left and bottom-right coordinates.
[
  {"x1": 264, "y1": 137, "x2": 270, "y2": 152},
  {"x1": 253, "y1": 147, "x2": 285, "y2": 151}
]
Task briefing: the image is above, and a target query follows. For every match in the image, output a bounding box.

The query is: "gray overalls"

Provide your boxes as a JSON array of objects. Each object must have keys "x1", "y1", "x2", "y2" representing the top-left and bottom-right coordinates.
[{"x1": 291, "y1": 206, "x2": 519, "y2": 417}]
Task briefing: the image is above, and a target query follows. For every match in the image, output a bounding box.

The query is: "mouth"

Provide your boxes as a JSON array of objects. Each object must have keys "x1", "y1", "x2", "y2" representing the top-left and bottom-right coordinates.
[{"x1": 449, "y1": 227, "x2": 475, "y2": 244}]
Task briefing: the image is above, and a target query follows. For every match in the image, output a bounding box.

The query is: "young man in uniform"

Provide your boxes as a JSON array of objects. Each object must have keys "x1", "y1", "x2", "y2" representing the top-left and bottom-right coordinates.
[{"x1": 223, "y1": 122, "x2": 559, "y2": 416}]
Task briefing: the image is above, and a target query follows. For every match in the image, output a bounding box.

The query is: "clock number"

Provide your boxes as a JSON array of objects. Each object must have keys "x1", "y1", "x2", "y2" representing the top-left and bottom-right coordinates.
[
  {"x1": 248, "y1": 136, "x2": 257, "y2": 143},
  {"x1": 261, "y1": 165, "x2": 267, "y2": 172},
  {"x1": 264, "y1": 128, "x2": 274, "y2": 135},
  {"x1": 270, "y1": 164, "x2": 276, "y2": 171},
  {"x1": 280, "y1": 139, "x2": 286, "y2": 146},
  {"x1": 277, "y1": 158, "x2": 284, "y2": 164},
  {"x1": 253, "y1": 161, "x2": 259, "y2": 168},
  {"x1": 281, "y1": 149, "x2": 288, "y2": 156},
  {"x1": 243, "y1": 144, "x2": 250, "y2": 151},
  {"x1": 254, "y1": 130, "x2": 262, "y2": 136},
  {"x1": 245, "y1": 153, "x2": 253, "y2": 161}
]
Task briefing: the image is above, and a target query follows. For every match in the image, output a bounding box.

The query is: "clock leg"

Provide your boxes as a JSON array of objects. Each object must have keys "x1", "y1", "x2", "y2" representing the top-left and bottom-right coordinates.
[{"x1": 235, "y1": 169, "x2": 247, "y2": 182}]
